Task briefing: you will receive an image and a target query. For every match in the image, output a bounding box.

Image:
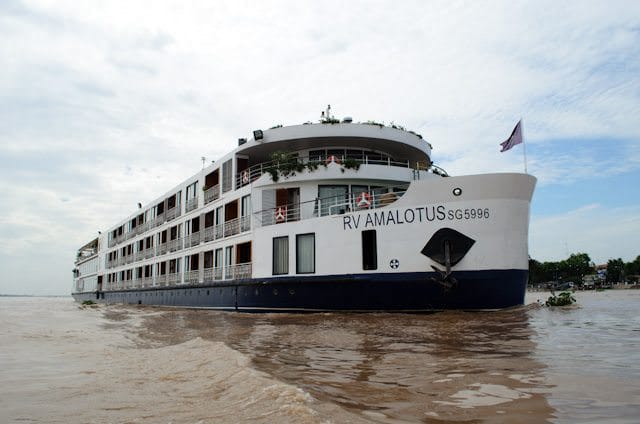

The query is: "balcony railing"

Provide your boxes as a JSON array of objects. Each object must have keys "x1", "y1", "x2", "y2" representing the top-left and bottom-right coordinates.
[
  {"x1": 188, "y1": 231, "x2": 201, "y2": 247},
  {"x1": 166, "y1": 207, "x2": 177, "y2": 221},
  {"x1": 236, "y1": 154, "x2": 414, "y2": 189},
  {"x1": 168, "y1": 238, "x2": 183, "y2": 252},
  {"x1": 203, "y1": 226, "x2": 215, "y2": 242},
  {"x1": 225, "y1": 263, "x2": 252, "y2": 280},
  {"x1": 157, "y1": 243, "x2": 168, "y2": 256},
  {"x1": 156, "y1": 274, "x2": 167, "y2": 286},
  {"x1": 167, "y1": 272, "x2": 180, "y2": 285},
  {"x1": 185, "y1": 270, "x2": 199, "y2": 284},
  {"x1": 255, "y1": 190, "x2": 406, "y2": 227},
  {"x1": 224, "y1": 218, "x2": 240, "y2": 237},
  {"x1": 204, "y1": 184, "x2": 220, "y2": 205},
  {"x1": 185, "y1": 197, "x2": 198, "y2": 213}
]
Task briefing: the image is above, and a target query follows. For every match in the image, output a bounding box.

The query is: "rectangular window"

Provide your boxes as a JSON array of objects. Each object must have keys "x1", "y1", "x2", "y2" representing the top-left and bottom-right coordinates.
[
  {"x1": 222, "y1": 159, "x2": 232, "y2": 193},
  {"x1": 362, "y1": 230, "x2": 377, "y2": 270},
  {"x1": 296, "y1": 233, "x2": 315, "y2": 274},
  {"x1": 214, "y1": 248, "x2": 223, "y2": 268},
  {"x1": 272, "y1": 236, "x2": 289, "y2": 275},
  {"x1": 241, "y1": 194, "x2": 251, "y2": 217}
]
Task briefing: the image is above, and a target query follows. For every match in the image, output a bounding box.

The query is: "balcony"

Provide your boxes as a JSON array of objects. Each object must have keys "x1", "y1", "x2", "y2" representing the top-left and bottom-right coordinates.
[
  {"x1": 157, "y1": 243, "x2": 168, "y2": 256},
  {"x1": 204, "y1": 184, "x2": 220, "y2": 205},
  {"x1": 203, "y1": 226, "x2": 215, "y2": 242},
  {"x1": 166, "y1": 272, "x2": 180, "y2": 285},
  {"x1": 185, "y1": 270, "x2": 199, "y2": 284},
  {"x1": 225, "y1": 263, "x2": 252, "y2": 280},
  {"x1": 166, "y1": 207, "x2": 178, "y2": 221},
  {"x1": 188, "y1": 231, "x2": 201, "y2": 247},
  {"x1": 224, "y1": 218, "x2": 240, "y2": 237},
  {"x1": 185, "y1": 197, "x2": 198, "y2": 213},
  {"x1": 168, "y1": 238, "x2": 183, "y2": 252}
]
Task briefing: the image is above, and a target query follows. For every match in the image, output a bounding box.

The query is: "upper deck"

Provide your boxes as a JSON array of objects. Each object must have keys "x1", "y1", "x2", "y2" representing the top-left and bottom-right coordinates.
[{"x1": 237, "y1": 122, "x2": 431, "y2": 168}]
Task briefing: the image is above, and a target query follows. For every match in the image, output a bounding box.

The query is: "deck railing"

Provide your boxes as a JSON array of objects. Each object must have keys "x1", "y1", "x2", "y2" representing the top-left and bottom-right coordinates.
[
  {"x1": 235, "y1": 155, "x2": 413, "y2": 188},
  {"x1": 255, "y1": 190, "x2": 406, "y2": 227},
  {"x1": 185, "y1": 197, "x2": 198, "y2": 213},
  {"x1": 204, "y1": 184, "x2": 220, "y2": 205}
]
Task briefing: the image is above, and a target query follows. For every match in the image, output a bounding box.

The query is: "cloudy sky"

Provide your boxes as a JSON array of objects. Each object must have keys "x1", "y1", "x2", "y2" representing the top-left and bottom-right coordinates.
[{"x1": 1, "y1": 0, "x2": 639, "y2": 295}]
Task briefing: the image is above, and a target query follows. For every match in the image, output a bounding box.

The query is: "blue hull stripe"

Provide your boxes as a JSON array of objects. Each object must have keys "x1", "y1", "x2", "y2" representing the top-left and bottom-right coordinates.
[{"x1": 73, "y1": 269, "x2": 527, "y2": 311}]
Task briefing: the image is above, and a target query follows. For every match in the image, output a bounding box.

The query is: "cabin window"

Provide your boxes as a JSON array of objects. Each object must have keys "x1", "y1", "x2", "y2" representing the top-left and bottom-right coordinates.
[
  {"x1": 362, "y1": 230, "x2": 377, "y2": 270},
  {"x1": 272, "y1": 236, "x2": 289, "y2": 275},
  {"x1": 296, "y1": 233, "x2": 315, "y2": 274}
]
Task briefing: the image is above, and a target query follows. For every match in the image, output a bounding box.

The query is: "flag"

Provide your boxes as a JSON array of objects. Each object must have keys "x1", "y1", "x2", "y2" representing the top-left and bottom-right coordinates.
[{"x1": 500, "y1": 120, "x2": 523, "y2": 152}]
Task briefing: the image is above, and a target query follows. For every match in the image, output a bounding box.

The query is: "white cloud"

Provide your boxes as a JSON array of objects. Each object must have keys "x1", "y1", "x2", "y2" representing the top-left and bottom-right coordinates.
[{"x1": 1, "y1": 0, "x2": 640, "y2": 293}]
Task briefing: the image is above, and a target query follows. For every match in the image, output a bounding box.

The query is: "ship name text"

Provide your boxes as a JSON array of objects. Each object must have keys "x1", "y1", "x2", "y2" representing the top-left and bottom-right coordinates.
[{"x1": 342, "y1": 206, "x2": 490, "y2": 230}]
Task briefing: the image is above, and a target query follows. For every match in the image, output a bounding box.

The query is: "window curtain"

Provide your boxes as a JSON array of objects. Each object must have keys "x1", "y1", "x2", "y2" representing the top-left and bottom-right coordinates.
[
  {"x1": 297, "y1": 234, "x2": 315, "y2": 273},
  {"x1": 273, "y1": 237, "x2": 289, "y2": 274}
]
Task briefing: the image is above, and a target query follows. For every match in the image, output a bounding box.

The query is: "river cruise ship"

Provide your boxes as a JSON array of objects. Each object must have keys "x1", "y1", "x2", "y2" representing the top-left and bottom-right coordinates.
[{"x1": 72, "y1": 113, "x2": 536, "y2": 311}]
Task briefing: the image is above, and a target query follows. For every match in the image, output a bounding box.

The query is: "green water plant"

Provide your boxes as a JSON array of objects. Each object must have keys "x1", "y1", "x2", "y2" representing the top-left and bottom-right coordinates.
[{"x1": 546, "y1": 291, "x2": 576, "y2": 306}]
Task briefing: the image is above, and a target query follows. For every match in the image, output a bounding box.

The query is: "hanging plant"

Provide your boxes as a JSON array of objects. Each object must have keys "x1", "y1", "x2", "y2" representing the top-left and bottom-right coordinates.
[
  {"x1": 341, "y1": 158, "x2": 361, "y2": 172},
  {"x1": 265, "y1": 151, "x2": 305, "y2": 182}
]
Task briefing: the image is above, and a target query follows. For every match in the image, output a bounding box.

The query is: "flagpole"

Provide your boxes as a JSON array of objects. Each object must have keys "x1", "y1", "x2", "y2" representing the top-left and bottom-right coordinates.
[{"x1": 522, "y1": 118, "x2": 528, "y2": 174}]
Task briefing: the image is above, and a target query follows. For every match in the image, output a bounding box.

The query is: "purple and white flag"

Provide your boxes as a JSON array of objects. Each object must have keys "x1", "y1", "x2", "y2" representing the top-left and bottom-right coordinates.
[{"x1": 500, "y1": 120, "x2": 523, "y2": 152}]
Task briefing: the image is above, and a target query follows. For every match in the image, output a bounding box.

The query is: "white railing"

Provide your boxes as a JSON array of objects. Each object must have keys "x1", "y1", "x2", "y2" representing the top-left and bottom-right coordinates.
[
  {"x1": 203, "y1": 227, "x2": 215, "y2": 242},
  {"x1": 166, "y1": 207, "x2": 177, "y2": 221},
  {"x1": 144, "y1": 249, "x2": 154, "y2": 259},
  {"x1": 156, "y1": 274, "x2": 167, "y2": 287},
  {"x1": 224, "y1": 218, "x2": 240, "y2": 237},
  {"x1": 225, "y1": 263, "x2": 252, "y2": 280},
  {"x1": 189, "y1": 231, "x2": 201, "y2": 247},
  {"x1": 214, "y1": 267, "x2": 223, "y2": 280},
  {"x1": 168, "y1": 238, "x2": 183, "y2": 252},
  {"x1": 157, "y1": 243, "x2": 167, "y2": 256},
  {"x1": 186, "y1": 197, "x2": 198, "y2": 213},
  {"x1": 256, "y1": 190, "x2": 406, "y2": 227},
  {"x1": 185, "y1": 270, "x2": 199, "y2": 284},
  {"x1": 204, "y1": 184, "x2": 220, "y2": 204},
  {"x1": 166, "y1": 272, "x2": 180, "y2": 285},
  {"x1": 236, "y1": 154, "x2": 414, "y2": 189},
  {"x1": 240, "y1": 215, "x2": 251, "y2": 232}
]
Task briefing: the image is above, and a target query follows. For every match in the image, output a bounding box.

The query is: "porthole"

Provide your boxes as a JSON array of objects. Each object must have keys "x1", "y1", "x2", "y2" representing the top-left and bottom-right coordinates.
[
  {"x1": 289, "y1": 289, "x2": 295, "y2": 295},
  {"x1": 273, "y1": 288, "x2": 278, "y2": 296},
  {"x1": 453, "y1": 187, "x2": 462, "y2": 196}
]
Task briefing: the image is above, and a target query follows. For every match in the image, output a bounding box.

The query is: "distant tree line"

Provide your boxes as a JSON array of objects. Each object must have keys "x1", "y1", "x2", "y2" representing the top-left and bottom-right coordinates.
[{"x1": 528, "y1": 253, "x2": 640, "y2": 286}]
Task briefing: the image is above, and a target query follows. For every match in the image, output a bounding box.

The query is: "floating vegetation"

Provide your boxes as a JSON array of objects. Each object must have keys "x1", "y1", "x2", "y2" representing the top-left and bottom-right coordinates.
[
  {"x1": 82, "y1": 300, "x2": 96, "y2": 305},
  {"x1": 546, "y1": 291, "x2": 576, "y2": 307}
]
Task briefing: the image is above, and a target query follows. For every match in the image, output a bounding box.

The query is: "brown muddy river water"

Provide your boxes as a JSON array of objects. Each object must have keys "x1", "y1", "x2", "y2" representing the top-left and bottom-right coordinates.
[{"x1": 1, "y1": 291, "x2": 639, "y2": 423}]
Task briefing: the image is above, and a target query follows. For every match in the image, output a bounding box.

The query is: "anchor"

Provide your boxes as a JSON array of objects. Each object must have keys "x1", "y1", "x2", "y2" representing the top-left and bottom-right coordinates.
[{"x1": 421, "y1": 228, "x2": 475, "y2": 290}]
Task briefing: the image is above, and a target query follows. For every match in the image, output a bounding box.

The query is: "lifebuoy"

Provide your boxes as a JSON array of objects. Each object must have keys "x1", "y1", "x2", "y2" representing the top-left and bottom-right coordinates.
[
  {"x1": 325, "y1": 155, "x2": 341, "y2": 165},
  {"x1": 356, "y1": 192, "x2": 372, "y2": 209},
  {"x1": 275, "y1": 206, "x2": 287, "y2": 223},
  {"x1": 241, "y1": 170, "x2": 249, "y2": 184}
]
